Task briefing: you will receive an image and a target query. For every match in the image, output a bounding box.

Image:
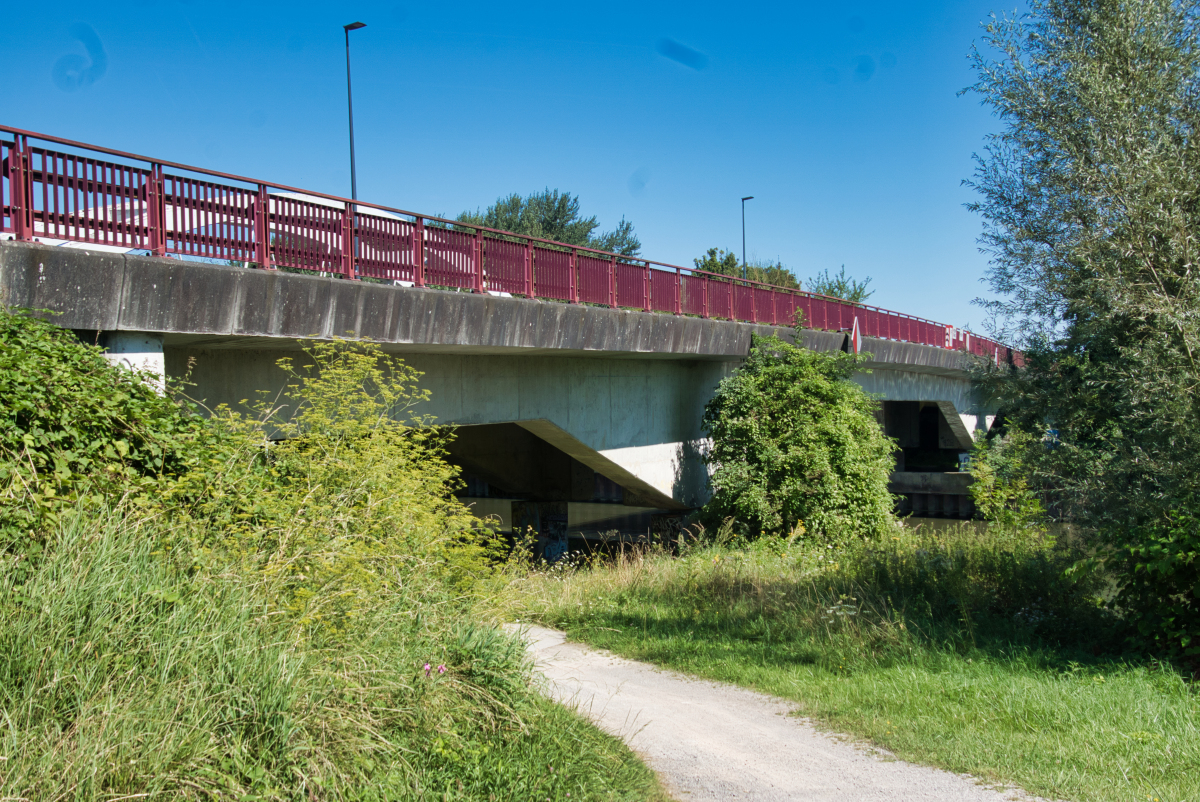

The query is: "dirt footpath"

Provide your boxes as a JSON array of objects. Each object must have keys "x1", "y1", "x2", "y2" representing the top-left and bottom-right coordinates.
[{"x1": 519, "y1": 625, "x2": 1042, "y2": 802}]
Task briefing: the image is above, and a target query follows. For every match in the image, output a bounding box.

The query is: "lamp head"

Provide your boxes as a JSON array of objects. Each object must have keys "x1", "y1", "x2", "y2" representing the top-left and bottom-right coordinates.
[
  {"x1": 742, "y1": 196, "x2": 754, "y2": 202},
  {"x1": 344, "y1": 21, "x2": 366, "y2": 31}
]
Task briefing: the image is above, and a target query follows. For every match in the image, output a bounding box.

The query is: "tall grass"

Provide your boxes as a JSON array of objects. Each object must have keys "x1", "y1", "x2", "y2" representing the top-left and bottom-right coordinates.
[
  {"x1": 0, "y1": 324, "x2": 668, "y2": 800},
  {"x1": 503, "y1": 524, "x2": 1200, "y2": 802},
  {"x1": 0, "y1": 508, "x2": 668, "y2": 801}
]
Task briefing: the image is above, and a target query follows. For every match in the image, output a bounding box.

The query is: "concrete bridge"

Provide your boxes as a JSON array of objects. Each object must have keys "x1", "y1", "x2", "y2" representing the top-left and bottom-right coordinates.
[
  {"x1": 0, "y1": 127, "x2": 1006, "y2": 549},
  {"x1": 1, "y1": 240, "x2": 994, "y2": 548}
]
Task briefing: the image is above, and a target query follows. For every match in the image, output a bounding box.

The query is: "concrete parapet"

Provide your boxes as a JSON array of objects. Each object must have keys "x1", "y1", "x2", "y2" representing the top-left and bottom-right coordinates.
[{"x1": 0, "y1": 241, "x2": 791, "y2": 361}]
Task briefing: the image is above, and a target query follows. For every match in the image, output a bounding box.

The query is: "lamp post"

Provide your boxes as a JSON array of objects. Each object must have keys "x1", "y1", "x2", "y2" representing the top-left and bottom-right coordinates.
[
  {"x1": 343, "y1": 21, "x2": 366, "y2": 201},
  {"x1": 741, "y1": 196, "x2": 754, "y2": 280}
]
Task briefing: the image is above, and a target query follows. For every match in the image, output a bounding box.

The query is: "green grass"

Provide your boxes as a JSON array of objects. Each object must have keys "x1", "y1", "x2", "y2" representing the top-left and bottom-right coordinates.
[
  {"x1": 503, "y1": 525, "x2": 1200, "y2": 802},
  {"x1": 0, "y1": 510, "x2": 669, "y2": 801}
]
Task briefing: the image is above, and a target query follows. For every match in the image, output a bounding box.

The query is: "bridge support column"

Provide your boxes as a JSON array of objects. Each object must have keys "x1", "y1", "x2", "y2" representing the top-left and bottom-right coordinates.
[{"x1": 101, "y1": 332, "x2": 165, "y2": 392}]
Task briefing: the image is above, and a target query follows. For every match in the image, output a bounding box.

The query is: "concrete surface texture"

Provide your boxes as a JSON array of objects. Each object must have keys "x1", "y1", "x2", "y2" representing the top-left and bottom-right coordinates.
[
  {"x1": 166, "y1": 346, "x2": 726, "y2": 508},
  {"x1": 520, "y1": 625, "x2": 1044, "y2": 802},
  {"x1": 0, "y1": 240, "x2": 788, "y2": 360}
]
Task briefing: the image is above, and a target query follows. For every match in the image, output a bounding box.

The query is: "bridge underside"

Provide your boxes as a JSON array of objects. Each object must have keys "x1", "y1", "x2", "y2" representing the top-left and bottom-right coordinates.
[{"x1": 1, "y1": 241, "x2": 997, "y2": 547}]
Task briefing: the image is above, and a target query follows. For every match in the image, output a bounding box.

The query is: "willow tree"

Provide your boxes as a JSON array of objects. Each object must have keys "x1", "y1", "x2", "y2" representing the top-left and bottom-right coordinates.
[{"x1": 967, "y1": 0, "x2": 1200, "y2": 655}]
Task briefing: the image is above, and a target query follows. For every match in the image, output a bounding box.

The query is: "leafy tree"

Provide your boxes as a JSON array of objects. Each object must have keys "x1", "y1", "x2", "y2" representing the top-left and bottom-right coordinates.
[
  {"x1": 701, "y1": 334, "x2": 897, "y2": 541},
  {"x1": 457, "y1": 189, "x2": 641, "y2": 256},
  {"x1": 693, "y1": 247, "x2": 740, "y2": 276},
  {"x1": 966, "y1": 0, "x2": 1200, "y2": 656},
  {"x1": 693, "y1": 247, "x2": 801, "y2": 289},
  {"x1": 805, "y1": 265, "x2": 873, "y2": 304}
]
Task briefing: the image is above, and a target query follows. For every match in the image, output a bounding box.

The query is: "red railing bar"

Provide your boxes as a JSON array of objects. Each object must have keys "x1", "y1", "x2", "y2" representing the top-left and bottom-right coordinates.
[
  {"x1": 0, "y1": 125, "x2": 1013, "y2": 355},
  {"x1": 4, "y1": 127, "x2": 951, "y2": 325}
]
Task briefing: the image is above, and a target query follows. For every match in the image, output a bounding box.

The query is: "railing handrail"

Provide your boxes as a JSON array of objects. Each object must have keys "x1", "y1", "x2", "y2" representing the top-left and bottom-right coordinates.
[{"x1": 0, "y1": 124, "x2": 1013, "y2": 359}]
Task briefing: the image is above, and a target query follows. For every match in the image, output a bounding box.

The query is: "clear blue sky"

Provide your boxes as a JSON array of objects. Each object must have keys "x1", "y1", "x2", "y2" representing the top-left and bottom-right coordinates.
[{"x1": 2, "y1": 1, "x2": 1016, "y2": 331}]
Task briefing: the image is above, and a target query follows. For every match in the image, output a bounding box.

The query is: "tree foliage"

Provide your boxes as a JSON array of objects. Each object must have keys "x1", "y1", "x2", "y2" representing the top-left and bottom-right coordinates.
[
  {"x1": 692, "y1": 247, "x2": 801, "y2": 289},
  {"x1": 805, "y1": 265, "x2": 874, "y2": 304},
  {"x1": 966, "y1": 0, "x2": 1200, "y2": 656},
  {"x1": 457, "y1": 189, "x2": 641, "y2": 256},
  {"x1": 701, "y1": 335, "x2": 897, "y2": 541}
]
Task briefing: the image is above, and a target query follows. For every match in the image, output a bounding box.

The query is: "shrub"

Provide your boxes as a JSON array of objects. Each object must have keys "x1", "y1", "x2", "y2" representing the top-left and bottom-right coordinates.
[
  {"x1": 968, "y1": 430, "x2": 1045, "y2": 530},
  {"x1": 1110, "y1": 509, "x2": 1200, "y2": 658},
  {"x1": 0, "y1": 313, "x2": 665, "y2": 799},
  {"x1": 151, "y1": 339, "x2": 500, "y2": 633},
  {"x1": 0, "y1": 310, "x2": 219, "y2": 581},
  {"x1": 701, "y1": 334, "x2": 897, "y2": 541}
]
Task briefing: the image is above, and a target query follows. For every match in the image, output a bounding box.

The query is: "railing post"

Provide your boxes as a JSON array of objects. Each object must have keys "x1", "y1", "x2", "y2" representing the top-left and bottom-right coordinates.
[
  {"x1": 525, "y1": 239, "x2": 534, "y2": 297},
  {"x1": 413, "y1": 217, "x2": 425, "y2": 287},
  {"x1": 342, "y1": 202, "x2": 358, "y2": 279},
  {"x1": 144, "y1": 164, "x2": 165, "y2": 256},
  {"x1": 674, "y1": 267, "x2": 682, "y2": 315},
  {"x1": 644, "y1": 261, "x2": 651, "y2": 312},
  {"x1": 749, "y1": 282, "x2": 757, "y2": 324},
  {"x1": 474, "y1": 229, "x2": 485, "y2": 293},
  {"x1": 702, "y1": 275, "x2": 709, "y2": 318},
  {"x1": 253, "y1": 184, "x2": 274, "y2": 269},
  {"x1": 10, "y1": 135, "x2": 31, "y2": 242},
  {"x1": 608, "y1": 255, "x2": 616, "y2": 308},
  {"x1": 570, "y1": 248, "x2": 579, "y2": 303}
]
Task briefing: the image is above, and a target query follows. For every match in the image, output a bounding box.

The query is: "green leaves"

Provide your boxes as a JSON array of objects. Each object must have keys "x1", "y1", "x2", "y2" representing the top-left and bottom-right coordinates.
[
  {"x1": 968, "y1": 431, "x2": 1047, "y2": 530},
  {"x1": 0, "y1": 310, "x2": 215, "y2": 580},
  {"x1": 804, "y1": 266, "x2": 874, "y2": 304},
  {"x1": 456, "y1": 188, "x2": 641, "y2": 256},
  {"x1": 692, "y1": 248, "x2": 802, "y2": 289},
  {"x1": 967, "y1": 0, "x2": 1200, "y2": 658},
  {"x1": 701, "y1": 334, "x2": 897, "y2": 542}
]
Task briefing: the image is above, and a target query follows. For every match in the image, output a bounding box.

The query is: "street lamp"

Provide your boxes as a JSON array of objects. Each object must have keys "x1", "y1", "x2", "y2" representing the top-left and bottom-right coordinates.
[
  {"x1": 343, "y1": 21, "x2": 367, "y2": 201},
  {"x1": 741, "y1": 196, "x2": 754, "y2": 280}
]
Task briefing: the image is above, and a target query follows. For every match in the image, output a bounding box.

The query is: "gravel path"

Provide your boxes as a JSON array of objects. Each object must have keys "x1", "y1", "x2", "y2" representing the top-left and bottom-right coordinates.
[{"x1": 518, "y1": 625, "x2": 1042, "y2": 802}]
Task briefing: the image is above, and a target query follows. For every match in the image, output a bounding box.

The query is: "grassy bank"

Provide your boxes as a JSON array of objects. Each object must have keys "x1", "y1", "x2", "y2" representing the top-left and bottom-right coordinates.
[
  {"x1": 0, "y1": 317, "x2": 668, "y2": 800},
  {"x1": 0, "y1": 508, "x2": 668, "y2": 800},
  {"x1": 501, "y1": 525, "x2": 1199, "y2": 802}
]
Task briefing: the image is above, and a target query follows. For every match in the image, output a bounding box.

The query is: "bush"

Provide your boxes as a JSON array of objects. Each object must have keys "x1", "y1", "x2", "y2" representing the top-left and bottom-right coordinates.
[
  {"x1": 0, "y1": 310, "x2": 666, "y2": 799},
  {"x1": 0, "y1": 311, "x2": 217, "y2": 580},
  {"x1": 701, "y1": 334, "x2": 898, "y2": 541},
  {"x1": 1110, "y1": 509, "x2": 1200, "y2": 658},
  {"x1": 165, "y1": 340, "x2": 496, "y2": 632},
  {"x1": 968, "y1": 430, "x2": 1045, "y2": 530}
]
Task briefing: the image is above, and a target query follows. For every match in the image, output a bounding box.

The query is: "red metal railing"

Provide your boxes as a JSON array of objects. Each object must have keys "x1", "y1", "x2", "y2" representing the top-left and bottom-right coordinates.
[{"x1": 0, "y1": 126, "x2": 1018, "y2": 364}]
